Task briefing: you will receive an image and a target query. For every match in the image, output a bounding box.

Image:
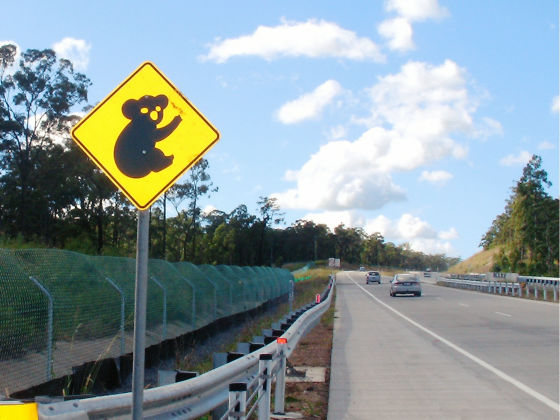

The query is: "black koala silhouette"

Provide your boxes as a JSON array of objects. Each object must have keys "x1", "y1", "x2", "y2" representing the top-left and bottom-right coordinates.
[{"x1": 114, "y1": 94, "x2": 182, "y2": 178}]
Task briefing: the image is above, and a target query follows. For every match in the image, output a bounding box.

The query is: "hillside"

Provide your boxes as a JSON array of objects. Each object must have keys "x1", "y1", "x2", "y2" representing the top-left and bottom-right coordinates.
[{"x1": 447, "y1": 247, "x2": 502, "y2": 274}]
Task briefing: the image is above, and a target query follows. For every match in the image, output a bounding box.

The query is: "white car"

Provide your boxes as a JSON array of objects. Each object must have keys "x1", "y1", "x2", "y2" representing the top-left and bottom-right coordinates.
[{"x1": 390, "y1": 274, "x2": 422, "y2": 297}]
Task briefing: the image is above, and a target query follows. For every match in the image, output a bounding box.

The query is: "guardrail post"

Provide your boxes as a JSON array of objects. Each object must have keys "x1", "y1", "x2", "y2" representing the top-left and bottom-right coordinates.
[
  {"x1": 30, "y1": 276, "x2": 53, "y2": 382},
  {"x1": 543, "y1": 285, "x2": 547, "y2": 301},
  {"x1": 534, "y1": 284, "x2": 538, "y2": 299},
  {"x1": 151, "y1": 277, "x2": 167, "y2": 341},
  {"x1": 554, "y1": 286, "x2": 558, "y2": 302},
  {"x1": 526, "y1": 283, "x2": 530, "y2": 298},
  {"x1": 258, "y1": 354, "x2": 272, "y2": 420},
  {"x1": 228, "y1": 383, "x2": 247, "y2": 420},
  {"x1": 273, "y1": 339, "x2": 287, "y2": 415},
  {"x1": 106, "y1": 277, "x2": 126, "y2": 355}
]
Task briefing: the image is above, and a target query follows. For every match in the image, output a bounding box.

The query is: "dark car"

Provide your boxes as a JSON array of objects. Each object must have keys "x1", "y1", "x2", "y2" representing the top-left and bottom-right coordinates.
[{"x1": 366, "y1": 271, "x2": 381, "y2": 284}]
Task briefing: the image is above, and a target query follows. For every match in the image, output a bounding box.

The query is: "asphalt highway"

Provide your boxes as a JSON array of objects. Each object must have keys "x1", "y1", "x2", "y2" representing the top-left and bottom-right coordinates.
[{"x1": 328, "y1": 271, "x2": 559, "y2": 419}]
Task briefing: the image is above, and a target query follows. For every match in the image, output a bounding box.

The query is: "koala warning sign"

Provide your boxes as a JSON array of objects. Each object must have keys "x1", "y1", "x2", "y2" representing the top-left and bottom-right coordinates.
[{"x1": 71, "y1": 62, "x2": 220, "y2": 210}]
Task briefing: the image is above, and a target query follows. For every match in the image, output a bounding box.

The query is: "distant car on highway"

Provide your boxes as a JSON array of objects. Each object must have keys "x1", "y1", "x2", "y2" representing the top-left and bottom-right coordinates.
[
  {"x1": 359, "y1": 266, "x2": 365, "y2": 272},
  {"x1": 366, "y1": 271, "x2": 381, "y2": 284},
  {"x1": 390, "y1": 273, "x2": 422, "y2": 297},
  {"x1": 423, "y1": 271, "x2": 431, "y2": 277}
]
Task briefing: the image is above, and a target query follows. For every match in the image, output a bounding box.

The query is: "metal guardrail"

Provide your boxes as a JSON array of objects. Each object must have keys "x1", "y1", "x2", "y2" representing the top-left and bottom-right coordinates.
[
  {"x1": 37, "y1": 276, "x2": 335, "y2": 419},
  {"x1": 437, "y1": 277, "x2": 558, "y2": 301}
]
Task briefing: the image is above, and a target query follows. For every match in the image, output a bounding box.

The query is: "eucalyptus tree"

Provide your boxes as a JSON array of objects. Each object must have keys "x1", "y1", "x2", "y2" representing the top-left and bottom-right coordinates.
[{"x1": 0, "y1": 44, "x2": 90, "y2": 239}]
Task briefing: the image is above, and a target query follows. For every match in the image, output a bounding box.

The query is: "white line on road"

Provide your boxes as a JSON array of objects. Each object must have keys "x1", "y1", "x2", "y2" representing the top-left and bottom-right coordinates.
[
  {"x1": 459, "y1": 303, "x2": 470, "y2": 307},
  {"x1": 495, "y1": 311, "x2": 512, "y2": 318},
  {"x1": 345, "y1": 273, "x2": 559, "y2": 413}
]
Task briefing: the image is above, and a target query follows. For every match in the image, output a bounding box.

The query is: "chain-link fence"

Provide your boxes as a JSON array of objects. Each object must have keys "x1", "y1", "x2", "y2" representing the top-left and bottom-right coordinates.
[{"x1": 0, "y1": 248, "x2": 292, "y2": 396}]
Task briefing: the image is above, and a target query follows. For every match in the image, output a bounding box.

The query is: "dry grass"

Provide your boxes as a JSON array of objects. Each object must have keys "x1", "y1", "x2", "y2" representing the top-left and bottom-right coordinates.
[{"x1": 448, "y1": 247, "x2": 502, "y2": 274}]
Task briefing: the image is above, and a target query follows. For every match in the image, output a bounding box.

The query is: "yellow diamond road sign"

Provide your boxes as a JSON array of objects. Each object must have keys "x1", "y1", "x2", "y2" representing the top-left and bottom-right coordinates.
[{"x1": 71, "y1": 62, "x2": 220, "y2": 210}]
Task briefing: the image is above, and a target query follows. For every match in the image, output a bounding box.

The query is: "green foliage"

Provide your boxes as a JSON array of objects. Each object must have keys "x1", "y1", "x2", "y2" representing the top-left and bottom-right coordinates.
[{"x1": 481, "y1": 155, "x2": 559, "y2": 276}]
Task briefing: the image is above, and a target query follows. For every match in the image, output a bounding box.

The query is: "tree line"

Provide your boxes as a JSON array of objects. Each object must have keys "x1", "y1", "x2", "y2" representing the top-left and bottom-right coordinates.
[{"x1": 480, "y1": 155, "x2": 559, "y2": 276}]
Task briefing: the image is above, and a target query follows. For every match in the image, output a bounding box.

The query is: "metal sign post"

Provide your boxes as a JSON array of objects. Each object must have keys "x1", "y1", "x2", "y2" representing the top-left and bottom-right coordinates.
[
  {"x1": 70, "y1": 62, "x2": 219, "y2": 420},
  {"x1": 132, "y1": 209, "x2": 150, "y2": 419}
]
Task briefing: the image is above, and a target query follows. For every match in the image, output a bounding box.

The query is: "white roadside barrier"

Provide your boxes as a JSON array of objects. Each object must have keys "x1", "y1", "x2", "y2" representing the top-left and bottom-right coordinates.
[{"x1": 437, "y1": 275, "x2": 558, "y2": 302}]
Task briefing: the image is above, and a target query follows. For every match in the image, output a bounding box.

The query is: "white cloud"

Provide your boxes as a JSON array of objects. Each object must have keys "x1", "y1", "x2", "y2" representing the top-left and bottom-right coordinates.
[
  {"x1": 499, "y1": 150, "x2": 532, "y2": 166},
  {"x1": 552, "y1": 96, "x2": 559, "y2": 113},
  {"x1": 538, "y1": 141, "x2": 555, "y2": 150},
  {"x1": 300, "y1": 210, "x2": 459, "y2": 256},
  {"x1": 379, "y1": 0, "x2": 448, "y2": 53},
  {"x1": 272, "y1": 134, "x2": 407, "y2": 210},
  {"x1": 438, "y1": 227, "x2": 458, "y2": 240},
  {"x1": 301, "y1": 210, "x2": 365, "y2": 231},
  {"x1": 202, "y1": 18, "x2": 385, "y2": 63},
  {"x1": 276, "y1": 80, "x2": 343, "y2": 124},
  {"x1": 52, "y1": 37, "x2": 91, "y2": 71},
  {"x1": 365, "y1": 213, "x2": 458, "y2": 256},
  {"x1": 419, "y1": 170, "x2": 453, "y2": 185},
  {"x1": 202, "y1": 204, "x2": 217, "y2": 216},
  {"x1": 378, "y1": 17, "x2": 414, "y2": 51},
  {"x1": 385, "y1": 0, "x2": 449, "y2": 22},
  {"x1": 273, "y1": 60, "x2": 484, "y2": 211}
]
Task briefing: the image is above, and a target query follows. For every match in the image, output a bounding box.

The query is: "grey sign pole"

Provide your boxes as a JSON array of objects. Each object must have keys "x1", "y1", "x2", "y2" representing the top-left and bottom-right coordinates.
[{"x1": 132, "y1": 209, "x2": 150, "y2": 419}]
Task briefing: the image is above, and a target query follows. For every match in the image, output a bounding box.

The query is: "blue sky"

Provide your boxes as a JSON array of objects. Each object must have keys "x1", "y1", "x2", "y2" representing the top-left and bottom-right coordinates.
[{"x1": 2, "y1": 1, "x2": 558, "y2": 259}]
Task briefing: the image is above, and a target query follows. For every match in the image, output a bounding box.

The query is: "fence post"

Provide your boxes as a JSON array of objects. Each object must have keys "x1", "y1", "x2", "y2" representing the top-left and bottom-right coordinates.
[
  {"x1": 151, "y1": 277, "x2": 167, "y2": 341},
  {"x1": 228, "y1": 383, "x2": 247, "y2": 420},
  {"x1": 106, "y1": 277, "x2": 125, "y2": 355},
  {"x1": 258, "y1": 354, "x2": 272, "y2": 420},
  {"x1": 30, "y1": 276, "x2": 53, "y2": 382},
  {"x1": 273, "y1": 339, "x2": 287, "y2": 415}
]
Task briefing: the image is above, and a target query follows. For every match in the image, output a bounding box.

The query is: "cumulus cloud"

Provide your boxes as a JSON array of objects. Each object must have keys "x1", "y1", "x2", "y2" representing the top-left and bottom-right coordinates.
[
  {"x1": 273, "y1": 60, "x2": 479, "y2": 211},
  {"x1": 276, "y1": 80, "x2": 343, "y2": 124},
  {"x1": 419, "y1": 170, "x2": 453, "y2": 185},
  {"x1": 202, "y1": 18, "x2": 385, "y2": 63},
  {"x1": 273, "y1": 134, "x2": 407, "y2": 210},
  {"x1": 301, "y1": 210, "x2": 366, "y2": 230},
  {"x1": 378, "y1": 17, "x2": 414, "y2": 51},
  {"x1": 299, "y1": 211, "x2": 459, "y2": 255},
  {"x1": 52, "y1": 37, "x2": 91, "y2": 71},
  {"x1": 379, "y1": 0, "x2": 448, "y2": 52},
  {"x1": 499, "y1": 150, "x2": 532, "y2": 166},
  {"x1": 365, "y1": 213, "x2": 458, "y2": 255}
]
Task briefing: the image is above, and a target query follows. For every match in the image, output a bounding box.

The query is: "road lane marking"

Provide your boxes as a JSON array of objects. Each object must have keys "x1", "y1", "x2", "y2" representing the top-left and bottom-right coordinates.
[
  {"x1": 345, "y1": 273, "x2": 559, "y2": 413},
  {"x1": 495, "y1": 311, "x2": 512, "y2": 318},
  {"x1": 459, "y1": 303, "x2": 470, "y2": 307}
]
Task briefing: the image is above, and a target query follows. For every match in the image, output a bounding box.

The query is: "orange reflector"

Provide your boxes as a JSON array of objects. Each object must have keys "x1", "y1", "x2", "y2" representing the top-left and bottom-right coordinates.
[
  {"x1": 316, "y1": 294, "x2": 321, "y2": 303},
  {"x1": 277, "y1": 337, "x2": 288, "y2": 344}
]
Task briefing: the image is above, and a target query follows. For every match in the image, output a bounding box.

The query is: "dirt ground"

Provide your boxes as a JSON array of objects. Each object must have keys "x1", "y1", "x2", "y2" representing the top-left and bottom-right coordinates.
[{"x1": 282, "y1": 303, "x2": 334, "y2": 419}]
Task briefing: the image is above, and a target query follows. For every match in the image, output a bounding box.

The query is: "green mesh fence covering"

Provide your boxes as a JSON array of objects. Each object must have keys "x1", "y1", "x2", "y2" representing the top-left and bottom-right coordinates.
[{"x1": 0, "y1": 248, "x2": 292, "y2": 396}]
